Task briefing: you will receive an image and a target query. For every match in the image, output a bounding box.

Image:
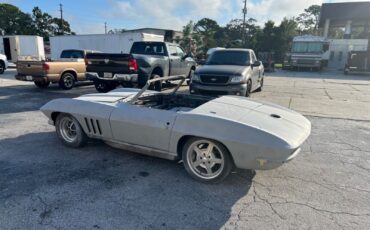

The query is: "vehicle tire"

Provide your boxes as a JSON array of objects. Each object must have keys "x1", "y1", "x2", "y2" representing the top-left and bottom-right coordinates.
[
  {"x1": 59, "y1": 72, "x2": 75, "y2": 90},
  {"x1": 344, "y1": 69, "x2": 349, "y2": 75},
  {"x1": 55, "y1": 114, "x2": 88, "y2": 148},
  {"x1": 149, "y1": 74, "x2": 162, "y2": 92},
  {"x1": 34, "y1": 80, "x2": 50, "y2": 89},
  {"x1": 256, "y1": 77, "x2": 263, "y2": 92},
  {"x1": 187, "y1": 69, "x2": 195, "y2": 85},
  {"x1": 94, "y1": 81, "x2": 116, "y2": 93},
  {"x1": 0, "y1": 61, "x2": 5, "y2": 74},
  {"x1": 245, "y1": 79, "x2": 252, "y2": 97},
  {"x1": 182, "y1": 137, "x2": 233, "y2": 183}
]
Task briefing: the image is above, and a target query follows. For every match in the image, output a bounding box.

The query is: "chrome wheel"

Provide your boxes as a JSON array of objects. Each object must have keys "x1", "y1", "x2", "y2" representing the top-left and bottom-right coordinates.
[
  {"x1": 63, "y1": 75, "x2": 74, "y2": 88},
  {"x1": 187, "y1": 140, "x2": 225, "y2": 180},
  {"x1": 59, "y1": 116, "x2": 77, "y2": 143}
]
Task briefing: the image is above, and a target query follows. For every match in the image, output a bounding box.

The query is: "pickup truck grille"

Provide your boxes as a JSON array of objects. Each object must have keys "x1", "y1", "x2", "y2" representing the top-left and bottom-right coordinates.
[
  {"x1": 200, "y1": 75, "x2": 229, "y2": 84},
  {"x1": 297, "y1": 59, "x2": 315, "y2": 65}
]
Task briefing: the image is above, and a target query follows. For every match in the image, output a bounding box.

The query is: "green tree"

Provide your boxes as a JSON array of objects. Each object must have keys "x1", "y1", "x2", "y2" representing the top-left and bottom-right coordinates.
[
  {"x1": 193, "y1": 18, "x2": 220, "y2": 54},
  {"x1": 297, "y1": 5, "x2": 321, "y2": 34},
  {"x1": 0, "y1": 3, "x2": 35, "y2": 35}
]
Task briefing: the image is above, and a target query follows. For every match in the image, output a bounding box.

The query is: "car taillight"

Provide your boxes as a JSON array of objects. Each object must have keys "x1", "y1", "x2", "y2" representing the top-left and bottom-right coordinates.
[
  {"x1": 84, "y1": 58, "x2": 88, "y2": 65},
  {"x1": 42, "y1": 63, "x2": 50, "y2": 72},
  {"x1": 128, "y1": 58, "x2": 138, "y2": 71}
]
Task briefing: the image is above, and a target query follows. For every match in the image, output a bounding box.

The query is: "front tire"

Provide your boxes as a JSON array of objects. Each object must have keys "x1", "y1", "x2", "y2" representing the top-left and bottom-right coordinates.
[
  {"x1": 55, "y1": 114, "x2": 88, "y2": 148},
  {"x1": 256, "y1": 77, "x2": 263, "y2": 92},
  {"x1": 187, "y1": 69, "x2": 195, "y2": 85},
  {"x1": 34, "y1": 80, "x2": 50, "y2": 89},
  {"x1": 245, "y1": 79, "x2": 252, "y2": 97},
  {"x1": 0, "y1": 61, "x2": 5, "y2": 74},
  {"x1": 59, "y1": 72, "x2": 75, "y2": 90},
  {"x1": 182, "y1": 137, "x2": 233, "y2": 183}
]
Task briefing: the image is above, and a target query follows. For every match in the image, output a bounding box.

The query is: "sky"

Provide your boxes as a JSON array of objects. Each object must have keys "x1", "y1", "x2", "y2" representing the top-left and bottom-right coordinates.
[{"x1": 1, "y1": 0, "x2": 369, "y2": 34}]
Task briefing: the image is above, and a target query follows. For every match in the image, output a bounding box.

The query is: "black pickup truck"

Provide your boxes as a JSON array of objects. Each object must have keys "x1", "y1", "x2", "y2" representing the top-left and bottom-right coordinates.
[{"x1": 86, "y1": 41, "x2": 196, "y2": 92}]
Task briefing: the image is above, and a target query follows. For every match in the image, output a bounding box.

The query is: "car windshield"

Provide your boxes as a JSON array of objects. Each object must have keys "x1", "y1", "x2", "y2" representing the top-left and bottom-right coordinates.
[
  {"x1": 130, "y1": 42, "x2": 167, "y2": 56},
  {"x1": 206, "y1": 50, "x2": 250, "y2": 66},
  {"x1": 60, "y1": 50, "x2": 84, "y2": 58},
  {"x1": 292, "y1": 42, "x2": 323, "y2": 53}
]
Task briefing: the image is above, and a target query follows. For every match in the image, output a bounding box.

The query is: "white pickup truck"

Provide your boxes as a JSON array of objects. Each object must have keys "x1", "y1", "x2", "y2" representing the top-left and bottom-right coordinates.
[{"x1": 0, "y1": 53, "x2": 8, "y2": 74}]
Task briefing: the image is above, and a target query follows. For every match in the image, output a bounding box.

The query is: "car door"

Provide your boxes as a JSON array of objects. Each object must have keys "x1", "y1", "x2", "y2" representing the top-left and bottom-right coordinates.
[
  {"x1": 168, "y1": 45, "x2": 181, "y2": 76},
  {"x1": 250, "y1": 51, "x2": 260, "y2": 90},
  {"x1": 109, "y1": 103, "x2": 177, "y2": 151},
  {"x1": 176, "y1": 46, "x2": 191, "y2": 75}
]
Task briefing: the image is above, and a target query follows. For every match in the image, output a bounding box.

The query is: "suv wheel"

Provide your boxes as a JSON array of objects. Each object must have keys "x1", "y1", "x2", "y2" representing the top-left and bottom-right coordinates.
[{"x1": 59, "y1": 72, "x2": 75, "y2": 90}]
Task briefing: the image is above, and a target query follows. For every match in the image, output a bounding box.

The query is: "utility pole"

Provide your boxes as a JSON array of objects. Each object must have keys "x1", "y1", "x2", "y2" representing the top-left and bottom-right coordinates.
[
  {"x1": 104, "y1": 22, "x2": 107, "y2": 34},
  {"x1": 59, "y1": 3, "x2": 64, "y2": 35},
  {"x1": 242, "y1": 0, "x2": 247, "y2": 46}
]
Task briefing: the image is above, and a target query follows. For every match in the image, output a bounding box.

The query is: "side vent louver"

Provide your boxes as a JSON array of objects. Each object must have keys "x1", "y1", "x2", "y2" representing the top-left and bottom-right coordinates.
[{"x1": 84, "y1": 117, "x2": 102, "y2": 135}]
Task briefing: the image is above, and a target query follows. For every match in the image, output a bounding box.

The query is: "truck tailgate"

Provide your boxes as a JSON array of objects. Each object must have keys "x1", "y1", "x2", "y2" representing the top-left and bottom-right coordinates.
[
  {"x1": 86, "y1": 53, "x2": 134, "y2": 74},
  {"x1": 17, "y1": 61, "x2": 45, "y2": 75}
]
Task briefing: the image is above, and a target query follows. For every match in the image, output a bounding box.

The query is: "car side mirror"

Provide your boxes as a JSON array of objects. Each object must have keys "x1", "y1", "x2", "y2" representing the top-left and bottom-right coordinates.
[{"x1": 252, "y1": 61, "x2": 261, "y2": 67}]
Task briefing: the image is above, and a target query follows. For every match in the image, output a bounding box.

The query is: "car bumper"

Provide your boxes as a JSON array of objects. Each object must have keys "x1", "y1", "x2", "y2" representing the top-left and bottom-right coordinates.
[
  {"x1": 190, "y1": 82, "x2": 247, "y2": 96},
  {"x1": 253, "y1": 148, "x2": 301, "y2": 170},
  {"x1": 86, "y1": 72, "x2": 139, "y2": 82},
  {"x1": 15, "y1": 74, "x2": 47, "y2": 82}
]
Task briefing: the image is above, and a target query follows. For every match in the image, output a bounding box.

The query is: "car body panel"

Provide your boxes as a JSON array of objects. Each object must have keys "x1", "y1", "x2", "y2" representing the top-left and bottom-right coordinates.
[{"x1": 41, "y1": 76, "x2": 311, "y2": 171}]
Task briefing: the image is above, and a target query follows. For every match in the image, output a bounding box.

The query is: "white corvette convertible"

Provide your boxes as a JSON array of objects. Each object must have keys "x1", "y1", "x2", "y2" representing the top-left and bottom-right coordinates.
[{"x1": 41, "y1": 76, "x2": 311, "y2": 183}]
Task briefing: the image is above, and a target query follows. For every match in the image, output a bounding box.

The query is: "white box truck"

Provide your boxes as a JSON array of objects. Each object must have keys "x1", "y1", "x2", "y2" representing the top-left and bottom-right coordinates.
[
  {"x1": 0, "y1": 35, "x2": 45, "y2": 63},
  {"x1": 50, "y1": 32, "x2": 164, "y2": 60}
]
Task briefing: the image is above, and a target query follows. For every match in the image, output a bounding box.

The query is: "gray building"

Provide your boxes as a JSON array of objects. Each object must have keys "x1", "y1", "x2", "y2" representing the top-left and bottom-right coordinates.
[{"x1": 318, "y1": 2, "x2": 370, "y2": 70}]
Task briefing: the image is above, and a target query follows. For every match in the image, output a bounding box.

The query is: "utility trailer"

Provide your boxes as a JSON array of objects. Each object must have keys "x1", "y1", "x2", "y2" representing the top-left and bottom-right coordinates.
[
  {"x1": 50, "y1": 32, "x2": 164, "y2": 60},
  {"x1": 0, "y1": 35, "x2": 45, "y2": 63}
]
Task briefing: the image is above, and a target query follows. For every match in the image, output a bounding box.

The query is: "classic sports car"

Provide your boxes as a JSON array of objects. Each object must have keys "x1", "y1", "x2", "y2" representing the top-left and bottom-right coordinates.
[{"x1": 41, "y1": 76, "x2": 311, "y2": 183}]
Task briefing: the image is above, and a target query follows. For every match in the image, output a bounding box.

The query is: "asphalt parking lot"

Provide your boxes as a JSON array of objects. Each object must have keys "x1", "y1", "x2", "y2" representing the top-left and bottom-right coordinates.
[{"x1": 1, "y1": 69, "x2": 370, "y2": 229}]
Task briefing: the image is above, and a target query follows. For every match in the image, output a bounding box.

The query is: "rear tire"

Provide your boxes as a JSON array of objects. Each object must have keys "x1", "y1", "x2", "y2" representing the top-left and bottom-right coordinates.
[
  {"x1": 149, "y1": 74, "x2": 162, "y2": 91},
  {"x1": 94, "y1": 81, "x2": 116, "y2": 93},
  {"x1": 55, "y1": 114, "x2": 88, "y2": 148},
  {"x1": 59, "y1": 72, "x2": 75, "y2": 90},
  {"x1": 182, "y1": 137, "x2": 233, "y2": 183},
  {"x1": 0, "y1": 61, "x2": 5, "y2": 74},
  {"x1": 34, "y1": 80, "x2": 50, "y2": 89}
]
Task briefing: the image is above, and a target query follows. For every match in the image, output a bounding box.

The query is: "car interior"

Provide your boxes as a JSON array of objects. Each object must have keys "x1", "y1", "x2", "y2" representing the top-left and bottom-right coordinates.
[{"x1": 133, "y1": 93, "x2": 213, "y2": 112}]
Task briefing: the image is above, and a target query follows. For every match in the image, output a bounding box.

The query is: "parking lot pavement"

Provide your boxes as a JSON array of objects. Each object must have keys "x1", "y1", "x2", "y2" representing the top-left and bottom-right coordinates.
[
  {"x1": 1, "y1": 69, "x2": 370, "y2": 229},
  {"x1": 253, "y1": 70, "x2": 370, "y2": 121}
]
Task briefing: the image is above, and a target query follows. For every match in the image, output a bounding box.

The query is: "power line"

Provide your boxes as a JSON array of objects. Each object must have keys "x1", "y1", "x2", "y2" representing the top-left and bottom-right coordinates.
[{"x1": 59, "y1": 3, "x2": 64, "y2": 35}]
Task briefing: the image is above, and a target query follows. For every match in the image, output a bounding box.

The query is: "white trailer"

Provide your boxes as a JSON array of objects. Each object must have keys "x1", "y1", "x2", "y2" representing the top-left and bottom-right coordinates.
[
  {"x1": 0, "y1": 35, "x2": 45, "y2": 62},
  {"x1": 50, "y1": 32, "x2": 164, "y2": 60}
]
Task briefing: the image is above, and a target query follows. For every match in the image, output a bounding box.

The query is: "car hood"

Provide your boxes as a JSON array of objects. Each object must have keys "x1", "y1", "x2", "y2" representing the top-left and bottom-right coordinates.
[
  {"x1": 191, "y1": 96, "x2": 311, "y2": 148},
  {"x1": 76, "y1": 88, "x2": 159, "y2": 103},
  {"x1": 195, "y1": 65, "x2": 249, "y2": 75}
]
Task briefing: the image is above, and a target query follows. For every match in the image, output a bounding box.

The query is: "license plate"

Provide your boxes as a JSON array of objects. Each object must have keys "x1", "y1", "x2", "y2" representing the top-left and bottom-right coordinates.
[
  {"x1": 104, "y1": 72, "x2": 113, "y2": 78},
  {"x1": 26, "y1": 76, "x2": 33, "y2": 81}
]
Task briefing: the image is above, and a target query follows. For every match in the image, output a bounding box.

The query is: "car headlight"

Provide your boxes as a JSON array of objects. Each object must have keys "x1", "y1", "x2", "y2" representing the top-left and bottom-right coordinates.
[
  {"x1": 191, "y1": 74, "x2": 200, "y2": 82},
  {"x1": 230, "y1": 75, "x2": 244, "y2": 83}
]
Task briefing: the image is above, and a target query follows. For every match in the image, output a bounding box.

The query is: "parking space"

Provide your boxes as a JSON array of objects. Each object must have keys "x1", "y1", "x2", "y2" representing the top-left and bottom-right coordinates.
[{"x1": 1, "y1": 69, "x2": 370, "y2": 229}]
